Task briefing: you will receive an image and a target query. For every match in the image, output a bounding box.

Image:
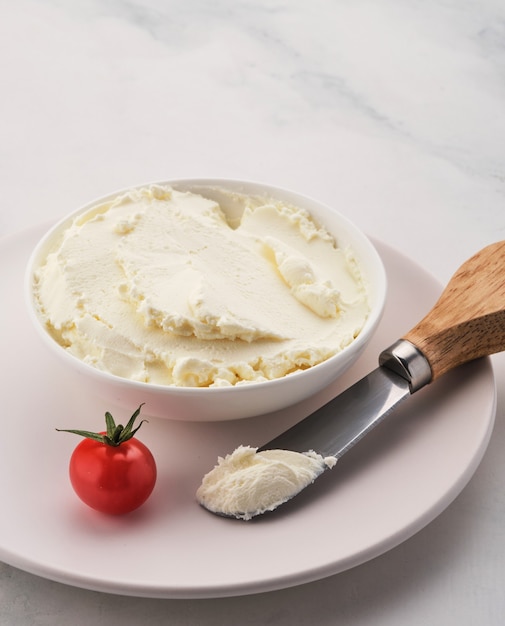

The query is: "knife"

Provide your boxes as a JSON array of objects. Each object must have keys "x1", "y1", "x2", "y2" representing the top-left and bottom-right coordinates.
[
  {"x1": 260, "y1": 240, "x2": 505, "y2": 462},
  {"x1": 197, "y1": 241, "x2": 505, "y2": 520}
]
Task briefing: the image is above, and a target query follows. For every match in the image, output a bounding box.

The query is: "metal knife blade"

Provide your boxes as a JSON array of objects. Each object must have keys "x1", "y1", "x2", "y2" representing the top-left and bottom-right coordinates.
[
  {"x1": 259, "y1": 337, "x2": 432, "y2": 458},
  {"x1": 258, "y1": 365, "x2": 411, "y2": 459}
]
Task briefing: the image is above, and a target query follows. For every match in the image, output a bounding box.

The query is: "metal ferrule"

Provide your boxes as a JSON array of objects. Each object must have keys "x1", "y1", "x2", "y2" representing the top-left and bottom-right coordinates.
[{"x1": 378, "y1": 339, "x2": 432, "y2": 393}]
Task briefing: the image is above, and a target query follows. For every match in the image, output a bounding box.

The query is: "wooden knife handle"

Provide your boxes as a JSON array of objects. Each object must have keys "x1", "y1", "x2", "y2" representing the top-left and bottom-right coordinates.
[{"x1": 403, "y1": 240, "x2": 505, "y2": 381}]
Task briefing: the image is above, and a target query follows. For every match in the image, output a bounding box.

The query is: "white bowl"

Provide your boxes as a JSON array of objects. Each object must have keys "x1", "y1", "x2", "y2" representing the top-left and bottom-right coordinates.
[{"x1": 25, "y1": 179, "x2": 387, "y2": 421}]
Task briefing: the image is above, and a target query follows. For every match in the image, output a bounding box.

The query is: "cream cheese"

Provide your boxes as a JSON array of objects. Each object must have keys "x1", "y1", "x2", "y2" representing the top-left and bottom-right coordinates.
[
  {"x1": 33, "y1": 184, "x2": 370, "y2": 387},
  {"x1": 196, "y1": 445, "x2": 337, "y2": 520}
]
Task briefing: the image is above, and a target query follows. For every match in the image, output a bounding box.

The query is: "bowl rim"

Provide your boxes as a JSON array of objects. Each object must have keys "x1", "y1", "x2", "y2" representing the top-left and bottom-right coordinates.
[{"x1": 24, "y1": 177, "x2": 387, "y2": 395}]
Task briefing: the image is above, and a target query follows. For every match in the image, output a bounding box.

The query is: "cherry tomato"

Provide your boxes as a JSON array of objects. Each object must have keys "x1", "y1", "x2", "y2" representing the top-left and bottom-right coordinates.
[{"x1": 57, "y1": 404, "x2": 157, "y2": 515}]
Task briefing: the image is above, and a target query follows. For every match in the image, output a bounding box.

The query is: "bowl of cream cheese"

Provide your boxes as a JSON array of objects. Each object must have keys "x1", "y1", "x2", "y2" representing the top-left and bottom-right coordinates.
[{"x1": 25, "y1": 179, "x2": 386, "y2": 421}]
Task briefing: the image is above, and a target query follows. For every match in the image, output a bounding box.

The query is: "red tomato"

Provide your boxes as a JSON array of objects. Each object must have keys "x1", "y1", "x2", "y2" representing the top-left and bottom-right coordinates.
[
  {"x1": 57, "y1": 404, "x2": 157, "y2": 515},
  {"x1": 69, "y1": 434, "x2": 157, "y2": 515}
]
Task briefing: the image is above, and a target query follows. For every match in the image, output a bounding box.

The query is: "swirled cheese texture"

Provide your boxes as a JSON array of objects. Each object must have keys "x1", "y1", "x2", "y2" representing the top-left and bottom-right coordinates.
[
  {"x1": 196, "y1": 445, "x2": 337, "y2": 520},
  {"x1": 33, "y1": 185, "x2": 370, "y2": 387}
]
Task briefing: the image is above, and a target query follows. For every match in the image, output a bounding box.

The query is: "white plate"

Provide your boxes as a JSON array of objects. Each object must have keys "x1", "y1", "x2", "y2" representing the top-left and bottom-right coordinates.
[{"x1": 0, "y1": 225, "x2": 496, "y2": 599}]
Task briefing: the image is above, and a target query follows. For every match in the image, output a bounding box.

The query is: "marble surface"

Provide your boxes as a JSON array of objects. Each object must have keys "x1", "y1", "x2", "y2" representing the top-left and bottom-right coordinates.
[{"x1": 1, "y1": 0, "x2": 505, "y2": 623}]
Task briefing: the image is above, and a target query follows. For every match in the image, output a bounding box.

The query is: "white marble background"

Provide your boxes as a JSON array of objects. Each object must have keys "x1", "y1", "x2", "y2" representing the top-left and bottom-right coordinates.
[{"x1": 1, "y1": 0, "x2": 505, "y2": 624}]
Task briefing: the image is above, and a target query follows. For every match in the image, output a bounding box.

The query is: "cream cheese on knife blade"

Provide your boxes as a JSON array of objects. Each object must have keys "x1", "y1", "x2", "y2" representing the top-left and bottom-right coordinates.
[
  {"x1": 33, "y1": 185, "x2": 369, "y2": 387},
  {"x1": 196, "y1": 445, "x2": 337, "y2": 520}
]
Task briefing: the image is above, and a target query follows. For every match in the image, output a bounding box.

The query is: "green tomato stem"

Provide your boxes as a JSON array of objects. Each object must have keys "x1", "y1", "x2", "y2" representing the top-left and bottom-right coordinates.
[{"x1": 56, "y1": 404, "x2": 147, "y2": 447}]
